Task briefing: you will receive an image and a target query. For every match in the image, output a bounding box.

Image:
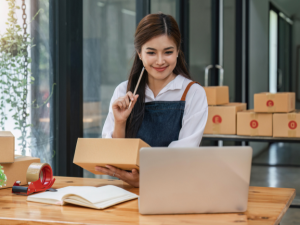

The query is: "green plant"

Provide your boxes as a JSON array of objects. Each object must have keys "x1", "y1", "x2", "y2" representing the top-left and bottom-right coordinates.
[
  {"x1": 0, "y1": 0, "x2": 50, "y2": 155},
  {"x1": 0, "y1": 165, "x2": 7, "y2": 187}
]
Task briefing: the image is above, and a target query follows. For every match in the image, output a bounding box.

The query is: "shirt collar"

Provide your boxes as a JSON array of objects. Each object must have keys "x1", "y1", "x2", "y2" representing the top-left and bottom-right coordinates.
[{"x1": 146, "y1": 74, "x2": 185, "y2": 93}]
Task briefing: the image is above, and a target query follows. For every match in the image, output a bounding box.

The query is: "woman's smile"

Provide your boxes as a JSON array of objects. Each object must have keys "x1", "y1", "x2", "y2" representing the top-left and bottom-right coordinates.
[{"x1": 153, "y1": 66, "x2": 168, "y2": 72}]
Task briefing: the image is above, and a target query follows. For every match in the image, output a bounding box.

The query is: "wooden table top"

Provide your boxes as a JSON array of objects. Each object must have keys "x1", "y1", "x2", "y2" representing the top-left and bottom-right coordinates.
[{"x1": 0, "y1": 176, "x2": 295, "y2": 225}]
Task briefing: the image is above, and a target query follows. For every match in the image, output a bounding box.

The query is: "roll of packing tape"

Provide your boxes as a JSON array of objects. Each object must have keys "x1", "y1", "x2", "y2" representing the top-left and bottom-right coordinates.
[
  {"x1": 12, "y1": 162, "x2": 55, "y2": 195},
  {"x1": 26, "y1": 163, "x2": 52, "y2": 184}
]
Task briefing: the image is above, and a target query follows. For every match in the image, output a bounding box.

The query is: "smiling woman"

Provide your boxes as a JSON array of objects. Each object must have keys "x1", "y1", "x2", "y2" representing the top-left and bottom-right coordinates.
[{"x1": 99, "y1": 13, "x2": 208, "y2": 187}]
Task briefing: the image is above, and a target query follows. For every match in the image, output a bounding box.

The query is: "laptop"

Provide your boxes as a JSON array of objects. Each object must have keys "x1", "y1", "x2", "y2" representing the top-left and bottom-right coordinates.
[{"x1": 139, "y1": 146, "x2": 252, "y2": 215}]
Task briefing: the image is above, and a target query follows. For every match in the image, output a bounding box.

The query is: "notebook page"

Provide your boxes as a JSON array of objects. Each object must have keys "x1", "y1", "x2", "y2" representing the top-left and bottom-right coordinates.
[
  {"x1": 71, "y1": 185, "x2": 138, "y2": 204},
  {"x1": 64, "y1": 192, "x2": 138, "y2": 209},
  {"x1": 27, "y1": 186, "x2": 98, "y2": 205},
  {"x1": 27, "y1": 185, "x2": 138, "y2": 206}
]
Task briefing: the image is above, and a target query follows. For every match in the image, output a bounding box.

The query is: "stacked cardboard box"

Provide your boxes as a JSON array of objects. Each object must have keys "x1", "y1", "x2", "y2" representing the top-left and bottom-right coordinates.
[
  {"x1": 203, "y1": 86, "x2": 247, "y2": 135},
  {"x1": 237, "y1": 92, "x2": 296, "y2": 137},
  {"x1": 273, "y1": 111, "x2": 300, "y2": 138},
  {"x1": 0, "y1": 132, "x2": 40, "y2": 189}
]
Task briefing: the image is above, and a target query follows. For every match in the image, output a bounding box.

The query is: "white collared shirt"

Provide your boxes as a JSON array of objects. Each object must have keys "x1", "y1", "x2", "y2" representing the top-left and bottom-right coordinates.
[{"x1": 102, "y1": 75, "x2": 208, "y2": 147}]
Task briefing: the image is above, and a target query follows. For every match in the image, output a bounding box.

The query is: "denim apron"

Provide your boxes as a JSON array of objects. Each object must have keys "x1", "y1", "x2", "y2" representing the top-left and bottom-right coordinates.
[{"x1": 136, "y1": 81, "x2": 200, "y2": 147}]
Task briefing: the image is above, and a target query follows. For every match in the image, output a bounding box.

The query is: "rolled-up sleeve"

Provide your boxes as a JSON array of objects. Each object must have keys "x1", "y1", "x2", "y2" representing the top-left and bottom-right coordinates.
[
  {"x1": 168, "y1": 85, "x2": 208, "y2": 147},
  {"x1": 102, "y1": 81, "x2": 128, "y2": 138}
]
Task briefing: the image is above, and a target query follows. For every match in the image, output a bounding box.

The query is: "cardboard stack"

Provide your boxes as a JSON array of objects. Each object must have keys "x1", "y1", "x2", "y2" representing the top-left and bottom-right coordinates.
[
  {"x1": 237, "y1": 92, "x2": 296, "y2": 137},
  {"x1": 203, "y1": 86, "x2": 247, "y2": 135},
  {"x1": 0, "y1": 131, "x2": 40, "y2": 189}
]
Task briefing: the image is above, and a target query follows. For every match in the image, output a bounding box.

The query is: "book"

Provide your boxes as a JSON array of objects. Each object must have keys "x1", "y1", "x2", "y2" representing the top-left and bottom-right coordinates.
[{"x1": 27, "y1": 185, "x2": 138, "y2": 209}]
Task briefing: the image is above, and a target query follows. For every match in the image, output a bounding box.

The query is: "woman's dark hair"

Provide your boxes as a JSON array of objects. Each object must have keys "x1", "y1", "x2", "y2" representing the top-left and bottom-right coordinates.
[{"x1": 125, "y1": 13, "x2": 192, "y2": 138}]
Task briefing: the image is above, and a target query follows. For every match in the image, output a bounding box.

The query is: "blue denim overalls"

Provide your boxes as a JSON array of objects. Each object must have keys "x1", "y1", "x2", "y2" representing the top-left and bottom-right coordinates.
[{"x1": 136, "y1": 81, "x2": 200, "y2": 147}]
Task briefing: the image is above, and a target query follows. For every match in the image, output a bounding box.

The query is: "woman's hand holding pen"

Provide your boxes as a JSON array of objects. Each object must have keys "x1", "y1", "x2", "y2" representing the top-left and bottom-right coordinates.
[
  {"x1": 111, "y1": 91, "x2": 138, "y2": 138},
  {"x1": 112, "y1": 91, "x2": 139, "y2": 123}
]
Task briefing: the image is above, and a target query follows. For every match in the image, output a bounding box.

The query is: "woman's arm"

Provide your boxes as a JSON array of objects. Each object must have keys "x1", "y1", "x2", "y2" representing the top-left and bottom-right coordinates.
[{"x1": 102, "y1": 81, "x2": 138, "y2": 138}]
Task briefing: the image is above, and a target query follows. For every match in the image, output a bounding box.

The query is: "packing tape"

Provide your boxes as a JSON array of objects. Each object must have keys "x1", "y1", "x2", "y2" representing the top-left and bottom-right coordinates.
[
  {"x1": 12, "y1": 163, "x2": 55, "y2": 195},
  {"x1": 250, "y1": 112, "x2": 259, "y2": 136},
  {"x1": 266, "y1": 93, "x2": 276, "y2": 112},
  {"x1": 250, "y1": 127, "x2": 258, "y2": 136},
  {"x1": 288, "y1": 130, "x2": 296, "y2": 137},
  {"x1": 288, "y1": 113, "x2": 296, "y2": 120},
  {"x1": 26, "y1": 163, "x2": 51, "y2": 183},
  {"x1": 266, "y1": 93, "x2": 275, "y2": 99},
  {"x1": 212, "y1": 124, "x2": 220, "y2": 134},
  {"x1": 250, "y1": 112, "x2": 257, "y2": 119}
]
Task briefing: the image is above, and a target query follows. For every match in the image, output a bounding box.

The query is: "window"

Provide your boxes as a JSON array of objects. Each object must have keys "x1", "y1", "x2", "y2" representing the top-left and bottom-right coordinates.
[
  {"x1": 83, "y1": 0, "x2": 136, "y2": 178},
  {"x1": 0, "y1": 0, "x2": 54, "y2": 167}
]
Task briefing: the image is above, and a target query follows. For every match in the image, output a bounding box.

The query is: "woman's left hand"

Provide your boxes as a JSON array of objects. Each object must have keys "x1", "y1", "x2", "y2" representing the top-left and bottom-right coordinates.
[{"x1": 95, "y1": 165, "x2": 139, "y2": 188}]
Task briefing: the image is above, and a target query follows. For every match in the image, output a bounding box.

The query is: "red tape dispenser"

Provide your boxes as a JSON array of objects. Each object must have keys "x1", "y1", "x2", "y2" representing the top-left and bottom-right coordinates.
[{"x1": 12, "y1": 163, "x2": 56, "y2": 195}]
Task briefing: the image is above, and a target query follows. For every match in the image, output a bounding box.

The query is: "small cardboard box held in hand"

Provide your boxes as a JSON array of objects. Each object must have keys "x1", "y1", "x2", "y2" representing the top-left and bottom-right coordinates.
[
  {"x1": 203, "y1": 86, "x2": 229, "y2": 105},
  {"x1": 204, "y1": 103, "x2": 247, "y2": 135},
  {"x1": 0, "y1": 131, "x2": 15, "y2": 163},
  {"x1": 254, "y1": 92, "x2": 295, "y2": 113},
  {"x1": 73, "y1": 138, "x2": 150, "y2": 174},
  {"x1": 0, "y1": 155, "x2": 40, "y2": 189},
  {"x1": 237, "y1": 110, "x2": 273, "y2": 137},
  {"x1": 273, "y1": 111, "x2": 300, "y2": 137}
]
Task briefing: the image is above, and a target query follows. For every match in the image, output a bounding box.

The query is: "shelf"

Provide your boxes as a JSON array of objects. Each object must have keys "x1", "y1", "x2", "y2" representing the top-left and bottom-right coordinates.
[{"x1": 202, "y1": 134, "x2": 300, "y2": 143}]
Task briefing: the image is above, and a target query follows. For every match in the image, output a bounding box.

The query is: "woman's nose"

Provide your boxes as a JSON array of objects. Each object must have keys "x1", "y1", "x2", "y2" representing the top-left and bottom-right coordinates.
[{"x1": 156, "y1": 54, "x2": 165, "y2": 65}]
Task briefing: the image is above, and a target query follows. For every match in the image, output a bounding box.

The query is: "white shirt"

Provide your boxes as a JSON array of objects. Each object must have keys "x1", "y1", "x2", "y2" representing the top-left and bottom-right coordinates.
[{"x1": 102, "y1": 75, "x2": 208, "y2": 147}]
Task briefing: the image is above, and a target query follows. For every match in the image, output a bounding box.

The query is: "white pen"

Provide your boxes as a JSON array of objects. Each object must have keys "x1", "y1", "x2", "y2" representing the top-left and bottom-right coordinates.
[{"x1": 128, "y1": 67, "x2": 145, "y2": 109}]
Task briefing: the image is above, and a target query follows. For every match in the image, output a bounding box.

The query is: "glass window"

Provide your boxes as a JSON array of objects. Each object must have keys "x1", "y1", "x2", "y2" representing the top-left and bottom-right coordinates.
[
  {"x1": 83, "y1": 0, "x2": 136, "y2": 178},
  {"x1": 150, "y1": 0, "x2": 177, "y2": 20},
  {"x1": 0, "y1": 0, "x2": 54, "y2": 167},
  {"x1": 189, "y1": 0, "x2": 212, "y2": 84}
]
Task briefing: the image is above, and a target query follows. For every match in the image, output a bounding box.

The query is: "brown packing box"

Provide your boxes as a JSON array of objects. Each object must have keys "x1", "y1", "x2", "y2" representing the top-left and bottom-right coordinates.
[
  {"x1": 237, "y1": 110, "x2": 273, "y2": 137},
  {"x1": 204, "y1": 103, "x2": 247, "y2": 135},
  {"x1": 273, "y1": 111, "x2": 300, "y2": 137},
  {"x1": 0, "y1": 155, "x2": 40, "y2": 189},
  {"x1": 254, "y1": 92, "x2": 295, "y2": 113},
  {"x1": 203, "y1": 86, "x2": 229, "y2": 105},
  {"x1": 0, "y1": 131, "x2": 15, "y2": 163},
  {"x1": 73, "y1": 138, "x2": 150, "y2": 175}
]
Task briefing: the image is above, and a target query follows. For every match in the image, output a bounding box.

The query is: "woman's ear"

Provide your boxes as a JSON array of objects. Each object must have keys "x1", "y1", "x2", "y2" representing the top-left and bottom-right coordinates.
[{"x1": 137, "y1": 52, "x2": 142, "y2": 60}]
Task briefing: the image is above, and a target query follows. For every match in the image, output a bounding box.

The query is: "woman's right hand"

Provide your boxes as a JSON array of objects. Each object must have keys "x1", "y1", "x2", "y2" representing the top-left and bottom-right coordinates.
[{"x1": 112, "y1": 91, "x2": 139, "y2": 124}]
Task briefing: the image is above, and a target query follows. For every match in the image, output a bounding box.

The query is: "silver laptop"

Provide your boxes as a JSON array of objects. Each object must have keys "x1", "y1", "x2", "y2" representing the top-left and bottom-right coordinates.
[{"x1": 139, "y1": 146, "x2": 252, "y2": 215}]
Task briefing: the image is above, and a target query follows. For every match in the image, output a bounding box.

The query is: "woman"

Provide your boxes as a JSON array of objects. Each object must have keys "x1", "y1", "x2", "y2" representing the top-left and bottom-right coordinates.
[{"x1": 95, "y1": 13, "x2": 208, "y2": 187}]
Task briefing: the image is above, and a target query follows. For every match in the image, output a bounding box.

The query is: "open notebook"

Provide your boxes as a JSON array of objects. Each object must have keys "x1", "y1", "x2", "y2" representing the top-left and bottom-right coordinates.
[{"x1": 27, "y1": 185, "x2": 138, "y2": 209}]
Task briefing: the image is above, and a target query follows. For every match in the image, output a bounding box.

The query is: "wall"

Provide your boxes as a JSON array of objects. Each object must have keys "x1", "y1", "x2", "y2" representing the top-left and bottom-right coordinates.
[{"x1": 249, "y1": 0, "x2": 270, "y2": 156}]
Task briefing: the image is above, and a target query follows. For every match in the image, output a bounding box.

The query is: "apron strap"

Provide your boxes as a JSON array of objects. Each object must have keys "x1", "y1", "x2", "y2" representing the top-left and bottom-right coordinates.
[{"x1": 180, "y1": 81, "x2": 201, "y2": 101}]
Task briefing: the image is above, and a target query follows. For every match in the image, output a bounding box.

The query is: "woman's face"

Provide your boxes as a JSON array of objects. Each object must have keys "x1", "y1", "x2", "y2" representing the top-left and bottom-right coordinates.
[{"x1": 138, "y1": 35, "x2": 178, "y2": 81}]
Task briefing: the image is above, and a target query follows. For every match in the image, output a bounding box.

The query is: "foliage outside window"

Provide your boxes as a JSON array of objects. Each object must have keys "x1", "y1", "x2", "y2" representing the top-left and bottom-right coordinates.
[{"x1": 0, "y1": 0, "x2": 52, "y2": 156}]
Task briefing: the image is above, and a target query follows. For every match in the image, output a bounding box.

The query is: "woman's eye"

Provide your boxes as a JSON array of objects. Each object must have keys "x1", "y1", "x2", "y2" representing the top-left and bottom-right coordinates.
[
  {"x1": 146, "y1": 52, "x2": 155, "y2": 55},
  {"x1": 166, "y1": 51, "x2": 173, "y2": 54}
]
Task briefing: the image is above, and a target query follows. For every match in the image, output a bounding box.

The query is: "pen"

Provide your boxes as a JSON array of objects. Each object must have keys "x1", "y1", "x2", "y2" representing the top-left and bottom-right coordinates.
[{"x1": 128, "y1": 67, "x2": 145, "y2": 109}]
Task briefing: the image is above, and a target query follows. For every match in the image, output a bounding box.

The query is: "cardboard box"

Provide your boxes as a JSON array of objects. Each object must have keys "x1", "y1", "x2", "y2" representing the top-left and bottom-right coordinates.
[
  {"x1": 0, "y1": 155, "x2": 40, "y2": 189},
  {"x1": 273, "y1": 111, "x2": 300, "y2": 137},
  {"x1": 0, "y1": 131, "x2": 15, "y2": 163},
  {"x1": 237, "y1": 110, "x2": 273, "y2": 137},
  {"x1": 204, "y1": 103, "x2": 247, "y2": 135},
  {"x1": 203, "y1": 86, "x2": 229, "y2": 105},
  {"x1": 254, "y1": 92, "x2": 295, "y2": 113},
  {"x1": 73, "y1": 138, "x2": 150, "y2": 175}
]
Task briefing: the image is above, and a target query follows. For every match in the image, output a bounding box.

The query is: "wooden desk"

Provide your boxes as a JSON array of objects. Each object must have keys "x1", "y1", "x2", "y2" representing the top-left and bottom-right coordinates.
[{"x1": 0, "y1": 176, "x2": 295, "y2": 225}]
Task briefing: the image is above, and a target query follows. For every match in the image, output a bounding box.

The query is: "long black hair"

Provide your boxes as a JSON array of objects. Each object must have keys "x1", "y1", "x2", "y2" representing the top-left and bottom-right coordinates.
[{"x1": 125, "y1": 13, "x2": 192, "y2": 138}]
